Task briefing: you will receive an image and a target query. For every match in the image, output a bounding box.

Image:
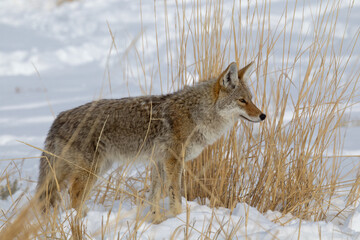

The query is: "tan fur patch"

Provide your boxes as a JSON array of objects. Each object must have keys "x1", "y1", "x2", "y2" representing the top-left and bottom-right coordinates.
[
  {"x1": 212, "y1": 80, "x2": 221, "y2": 102},
  {"x1": 244, "y1": 101, "x2": 262, "y2": 117},
  {"x1": 238, "y1": 62, "x2": 254, "y2": 80}
]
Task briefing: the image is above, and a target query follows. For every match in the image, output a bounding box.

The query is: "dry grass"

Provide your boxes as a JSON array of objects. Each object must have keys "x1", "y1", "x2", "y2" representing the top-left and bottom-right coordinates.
[
  {"x1": 163, "y1": 0, "x2": 360, "y2": 222},
  {"x1": 1, "y1": 0, "x2": 360, "y2": 239}
]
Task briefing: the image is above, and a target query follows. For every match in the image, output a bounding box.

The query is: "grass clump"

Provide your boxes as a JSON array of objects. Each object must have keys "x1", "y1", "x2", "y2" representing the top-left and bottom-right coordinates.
[
  {"x1": 133, "y1": 0, "x2": 360, "y2": 222},
  {"x1": 0, "y1": 179, "x2": 18, "y2": 200}
]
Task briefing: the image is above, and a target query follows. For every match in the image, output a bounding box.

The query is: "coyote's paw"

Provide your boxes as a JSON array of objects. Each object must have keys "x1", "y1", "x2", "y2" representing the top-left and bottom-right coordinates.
[
  {"x1": 149, "y1": 212, "x2": 166, "y2": 224},
  {"x1": 70, "y1": 205, "x2": 89, "y2": 218},
  {"x1": 171, "y1": 205, "x2": 182, "y2": 216},
  {"x1": 79, "y1": 205, "x2": 89, "y2": 217}
]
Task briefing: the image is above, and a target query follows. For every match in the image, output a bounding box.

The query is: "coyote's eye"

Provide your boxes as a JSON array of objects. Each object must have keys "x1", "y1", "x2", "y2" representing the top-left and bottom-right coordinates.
[{"x1": 239, "y1": 99, "x2": 247, "y2": 104}]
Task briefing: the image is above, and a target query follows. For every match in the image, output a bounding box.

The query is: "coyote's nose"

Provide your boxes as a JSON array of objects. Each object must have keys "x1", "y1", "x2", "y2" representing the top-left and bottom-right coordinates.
[{"x1": 260, "y1": 113, "x2": 266, "y2": 121}]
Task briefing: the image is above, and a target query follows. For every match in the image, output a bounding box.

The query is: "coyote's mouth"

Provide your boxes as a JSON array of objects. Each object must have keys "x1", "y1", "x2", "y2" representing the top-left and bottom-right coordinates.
[{"x1": 239, "y1": 114, "x2": 259, "y2": 123}]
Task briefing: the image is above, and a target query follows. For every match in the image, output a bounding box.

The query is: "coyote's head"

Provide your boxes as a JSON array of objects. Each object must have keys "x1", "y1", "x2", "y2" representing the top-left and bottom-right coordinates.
[{"x1": 215, "y1": 62, "x2": 266, "y2": 123}]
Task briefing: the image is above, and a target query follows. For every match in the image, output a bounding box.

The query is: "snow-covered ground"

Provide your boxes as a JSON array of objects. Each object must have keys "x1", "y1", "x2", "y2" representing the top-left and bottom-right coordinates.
[{"x1": 1, "y1": 0, "x2": 360, "y2": 239}]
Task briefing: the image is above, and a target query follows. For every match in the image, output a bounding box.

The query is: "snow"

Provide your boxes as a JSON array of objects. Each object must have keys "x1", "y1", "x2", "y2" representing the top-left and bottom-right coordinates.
[
  {"x1": 55, "y1": 199, "x2": 352, "y2": 239},
  {"x1": 1, "y1": 0, "x2": 360, "y2": 239},
  {"x1": 345, "y1": 204, "x2": 360, "y2": 232}
]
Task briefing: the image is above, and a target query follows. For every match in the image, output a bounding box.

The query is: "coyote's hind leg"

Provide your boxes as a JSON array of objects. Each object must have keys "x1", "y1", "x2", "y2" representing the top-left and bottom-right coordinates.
[
  {"x1": 69, "y1": 168, "x2": 98, "y2": 217},
  {"x1": 149, "y1": 162, "x2": 165, "y2": 223}
]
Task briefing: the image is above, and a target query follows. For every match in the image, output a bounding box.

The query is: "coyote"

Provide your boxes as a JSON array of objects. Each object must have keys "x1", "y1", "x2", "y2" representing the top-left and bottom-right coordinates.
[{"x1": 37, "y1": 62, "x2": 266, "y2": 223}]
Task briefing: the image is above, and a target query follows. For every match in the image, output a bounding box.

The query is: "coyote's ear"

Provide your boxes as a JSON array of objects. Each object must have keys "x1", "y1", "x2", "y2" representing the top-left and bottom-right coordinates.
[
  {"x1": 238, "y1": 62, "x2": 254, "y2": 81},
  {"x1": 219, "y1": 62, "x2": 238, "y2": 90}
]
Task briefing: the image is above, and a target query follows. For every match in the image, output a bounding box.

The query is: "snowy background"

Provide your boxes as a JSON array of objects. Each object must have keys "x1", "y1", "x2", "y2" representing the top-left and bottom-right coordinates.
[{"x1": 1, "y1": 0, "x2": 360, "y2": 239}]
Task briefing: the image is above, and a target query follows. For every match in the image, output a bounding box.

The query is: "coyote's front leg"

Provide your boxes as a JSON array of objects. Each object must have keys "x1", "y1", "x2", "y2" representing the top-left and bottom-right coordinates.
[{"x1": 164, "y1": 158, "x2": 182, "y2": 216}]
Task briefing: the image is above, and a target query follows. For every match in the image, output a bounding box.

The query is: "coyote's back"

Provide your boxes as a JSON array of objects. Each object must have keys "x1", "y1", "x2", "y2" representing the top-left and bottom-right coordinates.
[{"x1": 37, "y1": 62, "x2": 266, "y2": 223}]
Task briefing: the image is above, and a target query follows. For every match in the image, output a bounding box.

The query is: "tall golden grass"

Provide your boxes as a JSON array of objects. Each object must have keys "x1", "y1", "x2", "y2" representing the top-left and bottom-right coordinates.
[
  {"x1": 132, "y1": 0, "x2": 360, "y2": 223},
  {"x1": 1, "y1": 0, "x2": 360, "y2": 238}
]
